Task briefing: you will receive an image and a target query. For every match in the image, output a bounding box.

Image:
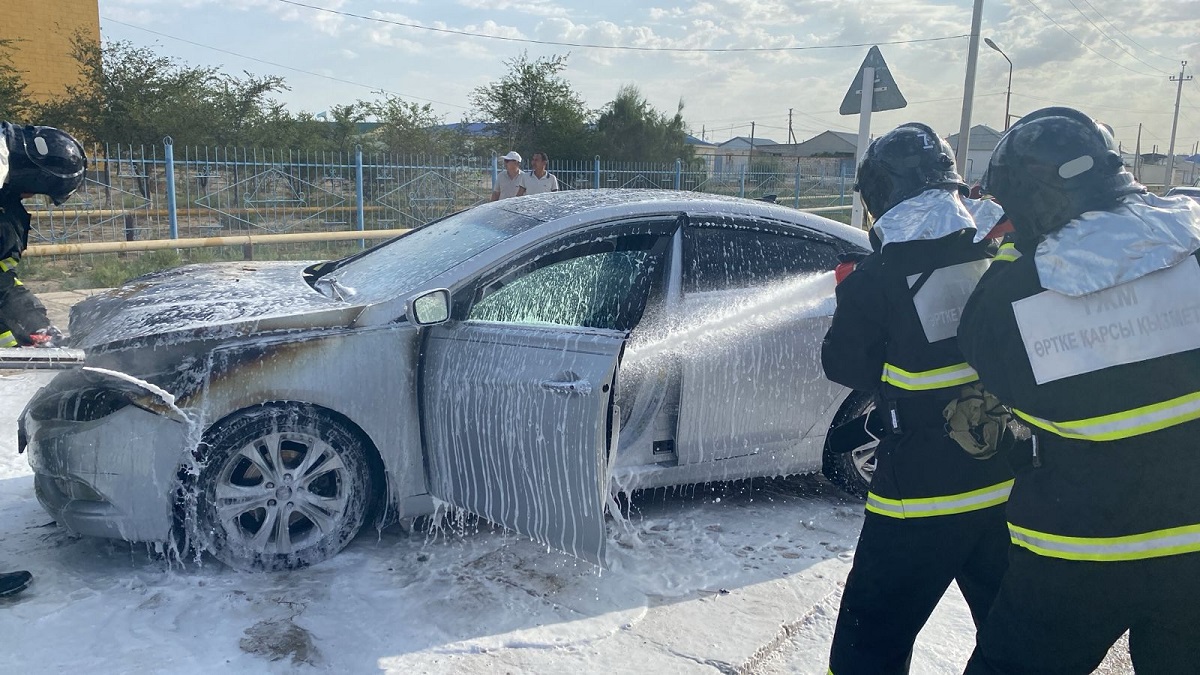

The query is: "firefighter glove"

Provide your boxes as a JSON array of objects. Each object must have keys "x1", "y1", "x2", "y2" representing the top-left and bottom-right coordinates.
[{"x1": 942, "y1": 381, "x2": 1012, "y2": 460}]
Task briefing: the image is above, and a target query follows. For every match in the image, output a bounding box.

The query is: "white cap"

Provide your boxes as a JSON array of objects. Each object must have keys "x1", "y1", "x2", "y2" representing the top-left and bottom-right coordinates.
[{"x1": 501, "y1": 151, "x2": 522, "y2": 163}]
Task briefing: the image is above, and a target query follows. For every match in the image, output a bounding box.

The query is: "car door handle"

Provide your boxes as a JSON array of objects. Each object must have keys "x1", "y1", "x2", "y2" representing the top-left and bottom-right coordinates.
[{"x1": 539, "y1": 379, "x2": 593, "y2": 396}]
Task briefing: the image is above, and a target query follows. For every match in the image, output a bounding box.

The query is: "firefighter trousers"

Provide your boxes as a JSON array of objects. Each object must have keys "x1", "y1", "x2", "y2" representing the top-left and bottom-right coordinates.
[
  {"x1": 964, "y1": 547, "x2": 1200, "y2": 674},
  {"x1": 828, "y1": 504, "x2": 1010, "y2": 675}
]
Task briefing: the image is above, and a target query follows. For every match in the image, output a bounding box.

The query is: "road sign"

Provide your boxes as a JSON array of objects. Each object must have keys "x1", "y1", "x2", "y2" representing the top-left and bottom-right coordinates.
[{"x1": 839, "y1": 46, "x2": 908, "y2": 115}]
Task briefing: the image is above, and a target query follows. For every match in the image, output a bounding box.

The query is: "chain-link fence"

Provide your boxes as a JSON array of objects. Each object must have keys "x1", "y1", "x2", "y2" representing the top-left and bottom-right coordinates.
[
  {"x1": 27, "y1": 141, "x2": 854, "y2": 247},
  {"x1": 19, "y1": 141, "x2": 854, "y2": 289}
]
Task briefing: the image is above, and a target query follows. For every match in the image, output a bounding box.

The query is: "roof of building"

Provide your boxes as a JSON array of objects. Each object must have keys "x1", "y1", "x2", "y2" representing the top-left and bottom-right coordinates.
[
  {"x1": 718, "y1": 135, "x2": 780, "y2": 149},
  {"x1": 946, "y1": 125, "x2": 1003, "y2": 152}
]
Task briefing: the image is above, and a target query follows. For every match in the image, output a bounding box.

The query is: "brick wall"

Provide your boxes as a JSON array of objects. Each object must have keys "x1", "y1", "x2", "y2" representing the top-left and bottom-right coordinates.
[{"x1": 1, "y1": 0, "x2": 101, "y2": 102}]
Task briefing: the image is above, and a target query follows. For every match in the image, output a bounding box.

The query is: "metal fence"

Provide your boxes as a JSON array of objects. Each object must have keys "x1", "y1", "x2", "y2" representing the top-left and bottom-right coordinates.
[{"x1": 26, "y1": 139, "x2": 856, "y2": 248}]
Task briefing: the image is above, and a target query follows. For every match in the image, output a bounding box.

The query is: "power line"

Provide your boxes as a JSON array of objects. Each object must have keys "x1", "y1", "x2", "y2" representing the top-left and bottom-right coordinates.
[
  {"x1": 1062, "y1": 0, "x2": 1171, "y2": 74},
  {"x1": 101, "y1": 16, "x2": 470, "y2": 110},
  {"x1": 276, "y1": 0, "x2": 970, "y2": 53},
  {"x1": 1077, "y1": 0, "x2": 1179, "y2": 64},
  {"x1": 1009, "y1": 91, "x2": 1173, "y2": 115},
  {"x1": 1022, "y1": 0, "x2": 1160, "y2": 78}
]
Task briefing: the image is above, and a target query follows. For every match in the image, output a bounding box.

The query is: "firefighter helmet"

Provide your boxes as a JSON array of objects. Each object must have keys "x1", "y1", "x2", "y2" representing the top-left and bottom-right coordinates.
[
  {"x1": 854, "y1": 122, "x2": 967, "y2": 221},
  {"x1": 3, "y1": 124, "x2": 87, "y2": 205},
  {"x1": 981, "y1": 107, "x2": 1142, "y2": 239}
]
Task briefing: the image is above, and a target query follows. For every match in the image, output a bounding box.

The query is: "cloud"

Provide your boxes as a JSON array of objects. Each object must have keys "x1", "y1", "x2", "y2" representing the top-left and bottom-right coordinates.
[
  {"x1": 455, "y1": 0, "x2": 568, "y2": 18},
  {"x1": 97, "y1": 0, "x2": 1199, "y2": 148}
]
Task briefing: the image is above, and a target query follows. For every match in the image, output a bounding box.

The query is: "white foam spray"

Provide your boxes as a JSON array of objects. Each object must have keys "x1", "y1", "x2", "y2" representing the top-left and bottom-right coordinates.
[{"x1": 624, "y1": 271, "x2": 836, "y2": 367}]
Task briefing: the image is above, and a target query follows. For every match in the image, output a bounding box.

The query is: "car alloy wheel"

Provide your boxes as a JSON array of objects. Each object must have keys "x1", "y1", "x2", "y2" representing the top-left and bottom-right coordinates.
[
  {"x1": 823, "y1": 396, "x2": 878, "y2": 499},
  {"x1": 197, "y1": 403, "x2": 375, "y2": 571}
]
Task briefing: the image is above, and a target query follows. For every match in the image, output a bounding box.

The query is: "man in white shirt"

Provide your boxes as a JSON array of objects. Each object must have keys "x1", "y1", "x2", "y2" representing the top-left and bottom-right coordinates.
[
  {"x1": 490, "y1": 150, "x2": 524, "y2": 201},
  {"x1": 518, "y1": 151, "x2": 559, "y2": 196}
]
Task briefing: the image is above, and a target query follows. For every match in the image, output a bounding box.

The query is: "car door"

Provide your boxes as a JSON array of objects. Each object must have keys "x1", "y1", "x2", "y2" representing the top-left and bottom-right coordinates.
[
  {"x1": 420, "y1": 222, "x2": 673, "y2": 565},
  {"x1": 674, "y1": 218, "x2": 845, "y2": 465}
]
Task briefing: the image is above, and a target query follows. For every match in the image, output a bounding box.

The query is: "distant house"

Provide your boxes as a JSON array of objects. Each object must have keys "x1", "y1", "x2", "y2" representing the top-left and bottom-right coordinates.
[
  {"x1": 686, "y1": 134, "x2": 720, "y2": 169},
  {"x1": 946, "y1": 125, "x2": 1002, "y2": 183},
  {"x1": 758, "y1": 130, "x2": 860, "y2": 177},
  {"x1": 711, "y1": 135, "x2": 780, "y2": 175}
]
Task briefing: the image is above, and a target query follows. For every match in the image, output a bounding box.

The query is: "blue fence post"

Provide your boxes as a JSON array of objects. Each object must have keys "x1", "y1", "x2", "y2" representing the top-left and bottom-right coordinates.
[
  {"x1": 491, "y1": 154, "x2": 499, "y2": 193},
  {"x1": 163, "y1": 136, "x2": 178, "y2": 239},
  {"x1": 794, "y1": 165, "x2": 801, "y2": 209},
  {"x1": 674, "y1": 158, "x2": 682, "y2": 190},
  {"x1": 355, "y1": 145, "x2": 365, "y2": 248},
  {"x1": 839, "y1": 170, "x2": 846, "y2": 205},
  {"x1": 739, "y1": 165, "x2": 746, "y2": 198},
  {"x1": 593, "y1": 156, "x2": 601, "y2": 189}
]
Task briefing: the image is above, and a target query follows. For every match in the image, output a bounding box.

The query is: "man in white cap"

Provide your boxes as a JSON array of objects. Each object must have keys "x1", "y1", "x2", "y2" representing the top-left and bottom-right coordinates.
[{"x1": 490, "y1": 150, "x2": 525, "y2": 201}]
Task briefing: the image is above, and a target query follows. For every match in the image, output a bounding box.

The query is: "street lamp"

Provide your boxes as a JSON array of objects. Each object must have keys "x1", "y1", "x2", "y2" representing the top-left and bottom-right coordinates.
[{"x1": 984, "y1": 38, "x2": 1013, "y2": 130}]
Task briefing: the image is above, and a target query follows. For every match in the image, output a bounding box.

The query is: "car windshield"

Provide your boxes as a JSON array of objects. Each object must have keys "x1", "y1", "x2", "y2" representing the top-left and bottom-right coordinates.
[{"x1": 322, "y1": 206, "x2": 543, "y2": 304}]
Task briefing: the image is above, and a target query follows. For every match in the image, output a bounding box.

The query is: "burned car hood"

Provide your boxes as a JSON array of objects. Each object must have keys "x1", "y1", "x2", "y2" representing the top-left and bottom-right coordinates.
[{"x1": 69, "y1": 261, "x2": 361, "y2": 350}]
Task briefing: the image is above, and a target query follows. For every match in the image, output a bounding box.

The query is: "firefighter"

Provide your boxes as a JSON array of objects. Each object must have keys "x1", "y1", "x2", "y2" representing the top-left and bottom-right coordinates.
[
  {"x1": 960, "y1": 107, "x2": 1200, "y2": 673},
  {"x1": 822, "y1": 123, "x2": 1015, "y2": 674},
  {"x1": 0, "y1": 122, "x2": 86, "y2": 598},
  {"x1": 0, "y1": 123, "x2": 85, "y2": 348}
]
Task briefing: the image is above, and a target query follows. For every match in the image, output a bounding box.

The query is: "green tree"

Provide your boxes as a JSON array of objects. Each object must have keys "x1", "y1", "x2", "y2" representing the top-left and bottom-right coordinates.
[
  {"x1": 362, "y1": 94, "x2": 453, "y2": 155},
  {"x1": 594, "y1": 84, "x2": 692, "y2": 163},
  {"x1": 469, "y1": 52, "x2": 592, "y2": 160},
  {"x1": 326, "y1": 103, "x2": 365, "y2": 153},
  {"x1": 0, "y1": 39, "x2": 34, "y2": 122},
  {"x1": 35, "y1": 37, "x2": 290, "y2": 147}
]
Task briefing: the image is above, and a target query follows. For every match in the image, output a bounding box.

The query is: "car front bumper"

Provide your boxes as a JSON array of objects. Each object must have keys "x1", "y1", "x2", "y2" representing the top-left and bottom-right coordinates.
[{"x1": 24, "y1": 404, "x2": 190, "y2": 543}]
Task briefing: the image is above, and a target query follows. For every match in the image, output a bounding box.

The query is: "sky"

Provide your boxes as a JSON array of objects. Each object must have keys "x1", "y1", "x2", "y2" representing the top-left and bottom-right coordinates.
[{"x1": 98, "y1": 0, "x2": 1200, "y2": 155}]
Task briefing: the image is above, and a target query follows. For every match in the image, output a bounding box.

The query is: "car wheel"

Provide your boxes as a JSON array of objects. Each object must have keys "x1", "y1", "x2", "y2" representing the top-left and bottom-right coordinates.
[
  {"x1": 196, "y1": 403, "x2": 376, "y2": 571},
  {"x1": 822, "y1": 395, "x2": 877, "y2": 499}
]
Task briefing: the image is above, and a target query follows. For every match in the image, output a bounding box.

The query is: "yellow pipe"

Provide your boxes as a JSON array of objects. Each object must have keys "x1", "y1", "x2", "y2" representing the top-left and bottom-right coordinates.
[
  {"x1": 24, "y1": 204, "x2": 851, "y2": 256},
  {"x1": 25, "y1": 229, "x2": 411, "y2": 257},
  {"x1": 28, "y1": 204, "x2": 395, "y2": 219}
]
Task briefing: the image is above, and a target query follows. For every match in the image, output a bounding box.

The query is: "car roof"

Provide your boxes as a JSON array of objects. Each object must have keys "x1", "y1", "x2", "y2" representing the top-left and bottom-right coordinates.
[{"x1": 481, "y1": 189, "x2": 869, "y2": 248}]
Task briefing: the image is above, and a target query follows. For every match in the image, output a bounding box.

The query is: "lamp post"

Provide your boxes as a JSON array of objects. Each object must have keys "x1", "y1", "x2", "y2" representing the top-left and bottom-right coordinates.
[{"x1": 984, "y1": 38, "x2": 1013, "y2": 130}]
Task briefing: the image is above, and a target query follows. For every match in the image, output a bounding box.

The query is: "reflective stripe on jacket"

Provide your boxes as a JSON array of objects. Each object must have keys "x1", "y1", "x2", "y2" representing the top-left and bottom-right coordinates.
[
  {"x1": 1009, "y1": 522, "x2": 1200, "y2": 562},
  {"x1": 866, "y1": 479, "x2": 1013, "y2": 519},
  {"x1": 881, "y1": 362, "x2": 979, "y2": 391},
  {"x1": 1013, "y1": 390, "x2": 1200, "y2": 442}
]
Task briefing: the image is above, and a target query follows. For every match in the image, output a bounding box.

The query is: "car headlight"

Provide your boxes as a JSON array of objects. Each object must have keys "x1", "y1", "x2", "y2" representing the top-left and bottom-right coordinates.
[
  {"x1": 28, "y1": 385, "x2": 139, "y2": 423},
  {"x1": 27, "y1": 368, "x2": 188, "y2": 424}
]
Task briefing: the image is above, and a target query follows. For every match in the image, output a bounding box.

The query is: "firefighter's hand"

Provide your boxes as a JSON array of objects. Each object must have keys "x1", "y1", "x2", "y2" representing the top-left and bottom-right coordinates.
[
  {"x1": 835, "y1": 251, "x2": 868, "y2": 285},
  {"x1": 28, "y1": 326, "x2": 63, "y2": 348}
]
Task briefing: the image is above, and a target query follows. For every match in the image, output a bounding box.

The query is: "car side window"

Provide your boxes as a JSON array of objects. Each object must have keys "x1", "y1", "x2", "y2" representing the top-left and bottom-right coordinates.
[
  {"x1": 469, "y1": 235, "x2": 663, "y2": 331},
  {"x1": 682, "y1": 223, "x2": 840, "y2": 293}
]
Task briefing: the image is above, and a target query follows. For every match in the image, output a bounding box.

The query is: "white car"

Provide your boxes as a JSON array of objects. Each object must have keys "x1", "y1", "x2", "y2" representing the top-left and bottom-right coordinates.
[{"x1": 23, "y1": 190, "x2": 874, "y2": 570}]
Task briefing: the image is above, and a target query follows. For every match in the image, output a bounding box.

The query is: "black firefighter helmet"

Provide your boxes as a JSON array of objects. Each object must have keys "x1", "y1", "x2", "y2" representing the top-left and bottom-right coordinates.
[
  {"x1": 854, "y1": 122, "x2": 967, "y2": 221},
  {"x1": 3, "y1": 123, "x2": 87, "y2": 205},
  {"x1": 981, "y1": 106, "x2": 1143, "y2": 240}
]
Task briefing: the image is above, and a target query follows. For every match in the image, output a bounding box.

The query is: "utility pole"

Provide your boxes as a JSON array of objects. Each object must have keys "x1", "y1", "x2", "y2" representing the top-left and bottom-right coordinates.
[
  {"x1": 1191, "y1": 140, "x2": 1199, "y2": 185},
  {"x1": 748, "y1": 121, "x2": 756, "y2": 165},
  {"x1": 955, "y1": 0, "x2": 986, "y2": 173},
  {"x1": 788, "y1": 108, "x2": 796, "y2": 144},
  {"x1": 1133, "y1": 123, "x2": 1142, "y2": 181},
  {"x1": 1166, "y1": 61, "x2": 1192, "y2": 190}
]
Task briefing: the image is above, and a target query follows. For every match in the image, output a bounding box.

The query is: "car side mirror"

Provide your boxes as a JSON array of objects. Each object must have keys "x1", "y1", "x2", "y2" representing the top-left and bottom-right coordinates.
[{"x1": 407, "y1": 289, "x2": 451, "y2": 326}]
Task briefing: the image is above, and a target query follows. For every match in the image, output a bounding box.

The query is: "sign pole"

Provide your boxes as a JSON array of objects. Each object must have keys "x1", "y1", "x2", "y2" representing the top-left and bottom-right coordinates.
[
  {"x1": 851, "y1": 66, "x2": 875, "y2": 229},
  {"x1": 839, "y1": 45, "x2": 907, "y2": 228}
]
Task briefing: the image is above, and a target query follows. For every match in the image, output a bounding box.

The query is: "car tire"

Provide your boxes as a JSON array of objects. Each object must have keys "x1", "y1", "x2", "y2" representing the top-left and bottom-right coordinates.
[
  {"x1": 195, "y1": 403, "x2": 376, "y2": 571},
  {"x1": 822, "y1": 394, "x2": 877, "y2": 499}
]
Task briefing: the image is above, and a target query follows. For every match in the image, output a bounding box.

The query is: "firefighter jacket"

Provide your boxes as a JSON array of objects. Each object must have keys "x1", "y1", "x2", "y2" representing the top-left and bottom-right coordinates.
[
  {"x1": 959, "y1": 192, "x2": 1200, "y2": 561},
  {"x1": 0, "y1": 191, "x2": 51, "y2": 346},
  {"x1": 822, "y1": 189, "x2": 1014, "y2": 519}
]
